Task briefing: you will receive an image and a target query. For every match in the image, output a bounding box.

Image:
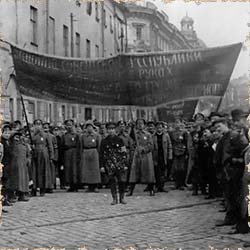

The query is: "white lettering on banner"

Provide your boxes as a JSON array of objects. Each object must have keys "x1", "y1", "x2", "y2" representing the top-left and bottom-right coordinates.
[
  {"x1": 139, "y1": 68, "x2": 166, "y2": 79},
  {"x1": 131, "y1": 51, "x2": 202, "y2": 69}
]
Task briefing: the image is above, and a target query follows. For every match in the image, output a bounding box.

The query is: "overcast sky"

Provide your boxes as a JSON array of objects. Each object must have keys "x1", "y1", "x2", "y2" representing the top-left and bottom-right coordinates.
[{"x1": 151, "y1": 0, "x2": 250, "y2": 79}]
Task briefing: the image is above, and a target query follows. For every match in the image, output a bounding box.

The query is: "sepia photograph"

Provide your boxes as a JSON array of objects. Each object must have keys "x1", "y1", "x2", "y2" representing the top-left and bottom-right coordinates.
[{"x1": 0, "y1": 0, "x2": 250, "y2": 249}]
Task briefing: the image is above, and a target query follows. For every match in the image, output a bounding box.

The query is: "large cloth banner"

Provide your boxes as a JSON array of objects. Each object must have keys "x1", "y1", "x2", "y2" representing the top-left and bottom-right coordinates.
[{"x1": 10, "y1": 42, "x2": 242, "y2": 107}]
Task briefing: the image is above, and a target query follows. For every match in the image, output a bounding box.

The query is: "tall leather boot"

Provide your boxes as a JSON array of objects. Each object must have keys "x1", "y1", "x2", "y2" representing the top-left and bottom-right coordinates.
[
  {"x1": 119, "y1": 192, "x2": 126, "y2": 204},
  {"x1": 126, "y1": 183, "x2": 135, "y2": 196},
  {"x1": 110, "y1": 181, "x2": 118, "y2": 205},
  {"x1": 118, "y1": 182, "x2": 126, "y2": 204}
]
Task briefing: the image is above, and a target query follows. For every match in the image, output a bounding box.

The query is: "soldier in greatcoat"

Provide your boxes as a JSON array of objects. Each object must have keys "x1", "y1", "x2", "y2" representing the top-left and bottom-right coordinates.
[
  {"x1": 152, "y1": 121, "x2": 172, "y2": 192},
  {"x1": 43, "y1": 122, "x2": 55, "y2": 193},
  {"x1": 32, "y1": 119, "x2": 53, "y2": 196},
  {"x1": 127, "y1": 119, "x2": 156, "y2": 196},
  {"x1": 81, "y1": 120, "x2": 101, "y2": 193},
  {"x1": 100, "y1": 122, "x2": 128, "y2": 205},
  {"x1": 9, "y1": 130, "x2": 29, "y2": 201},
  {"x1": 98, "y1": 123, "x2": 110, "y2": 188},
  {"x1": 61, "y1": 119, "x2": 81, "y2": 192}
]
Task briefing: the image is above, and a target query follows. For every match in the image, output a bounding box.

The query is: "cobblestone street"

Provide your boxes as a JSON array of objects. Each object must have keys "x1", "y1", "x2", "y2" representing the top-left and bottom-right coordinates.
[{"x1": 0, "y1": 184, "x2": 250, "y2": 250}]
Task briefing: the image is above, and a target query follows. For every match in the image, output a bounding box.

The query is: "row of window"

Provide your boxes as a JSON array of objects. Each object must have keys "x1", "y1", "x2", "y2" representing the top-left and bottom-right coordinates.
[
  {"x1": 15, "y1": 99, "x2": 154, "y2": 124},
  {"x1": 86, "y1": 2, "x2": 114, "y2": 34},
  {"x1": 30, "y1": 6, "x2": 100, "y2": 58}
]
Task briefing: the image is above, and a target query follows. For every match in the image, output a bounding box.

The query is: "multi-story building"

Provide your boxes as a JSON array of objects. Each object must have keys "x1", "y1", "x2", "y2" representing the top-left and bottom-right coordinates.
[
  {"x1": 0, "y1": 0, "x2": 129, "y2": 124},
  {"x1": 125, "y1": 2, "x2": 193, "y2": 53},
  {"x1": 180, "y1": 14, "x2": 206, "y2": 49},
  {"x1": 0, "y1": 0, "x2": 205, "y2": 124}
]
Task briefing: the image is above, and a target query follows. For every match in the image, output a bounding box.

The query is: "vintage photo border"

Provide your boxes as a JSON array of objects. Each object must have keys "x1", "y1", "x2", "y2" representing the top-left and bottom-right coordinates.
[{"x1": 0, "y1": 0, "x2": 249, "y2": 249}]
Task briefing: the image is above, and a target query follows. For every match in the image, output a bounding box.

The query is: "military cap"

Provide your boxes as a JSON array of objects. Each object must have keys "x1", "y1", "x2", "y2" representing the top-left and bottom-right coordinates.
[
  {"x1": 33, "y1": 119, "x2": 43, "y2": 125},
  {"x1": 117, "y1": 120, "x2": 126, "y2": 126},
  {"x1": 147, "y1": 121, "x2": 155, "y2": 126},
  {"x1": 13, "y1": 120, "x2": 22, "y2": 126},
  {"x1": 2, "y1": 124, "x2": 11, "y2": 132},
  {"x1": 85, "y1": 120, "x2": 95, "y2": 128},
  {"x1": 155, "y1": 121, "x2": 164, "y2": 127},
  {"x1": 231, "y1": 109, "x2": 249, "y2": 121},
  {"x1": 64, "y1": 119, "x2": 74, "y2": 125},
  {"x1": 106, "y1": 122, "x2": 116, "y2": 129}
]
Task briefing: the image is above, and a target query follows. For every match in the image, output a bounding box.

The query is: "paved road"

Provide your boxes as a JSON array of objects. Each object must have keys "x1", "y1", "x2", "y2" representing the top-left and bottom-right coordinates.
[{"x1": 0, "y1": 184, "x2": 250, "y2": 250}]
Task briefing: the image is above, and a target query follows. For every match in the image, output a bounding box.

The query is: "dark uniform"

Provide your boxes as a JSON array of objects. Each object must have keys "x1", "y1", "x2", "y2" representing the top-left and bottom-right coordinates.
[
  {"x1": 61, "y1": 131, "x2": 81, "y2": 191},
  {"x1": 222, "y1": 128, "x2": 249, "y2": 229},
  {"x1": 100, "y1": 123, "x2": 128, "y2": 205},
  {"x1": 117, "y1": 129, "x2": 134, "y2": 189}
]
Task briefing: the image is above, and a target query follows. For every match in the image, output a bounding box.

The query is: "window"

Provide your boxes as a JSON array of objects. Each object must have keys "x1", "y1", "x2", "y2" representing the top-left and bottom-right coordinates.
[
  {"x1": 49, "y1": 16, "x2": 55, "y2": 54},
  {"x1": 110, "y1": 15, "x2": 113, "y2": 33},
  {"x1": 49, "y1": 103, "x2": 52, "y2": 122},
  {"x1": 86, "y1": 39, "x2": 91, "y2": 58},
  {"x1": 103, "y1": 9, "x2": 107, "y2": 28},
  {"x1": 95, "y1": 2, "x2": 99, "y2": 21},
  {"x1": 63, "y1": 25, "x2": 69, "y2": 56},
  {"x1": 61, "y1": 105, "x2": 66, "y2": 121},
  {"x1": 86, "y1": 2, "x2": 92, "y2": 16},
  {"x1": 75, "y1": 33, "x2": 81, "y2": 57},
  {"x1": 95, "y1": 45, "x2": 99, "y2": 58},
  {"x1": 72, "y1": 106, "x2": 76, "y2": 119},
  {"x1": 30, "y1": 6, "x2": 38, "y2": 45},
  {"x1": 136, "y1": 26, "x2": 142, "y2": 40},
  {"x1": 85, "y1": 108, "x2": 92, "y2": 120}
]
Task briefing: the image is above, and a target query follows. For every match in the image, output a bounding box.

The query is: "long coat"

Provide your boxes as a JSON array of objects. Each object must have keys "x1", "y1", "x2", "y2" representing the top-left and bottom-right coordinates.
[
  {"x1": 129, "y1": 130, "x2": 155, "y2": 184},
  {"x1": 45, "y1": 132, "x2": 55, "y2": 188},
  {"x1": 152, "y1": 132, "x2": 173, "y2": 166},
  {"x1": 61, "y1": 132, "x2": 81, "y2": 185},
  {"x1": 9, "y1": 139, "x2": 29, "y2": 192},
  {"x1": 80, "y1": 132, "x2": 101, "y2": 184},
  {"x1": 32, "y1": 131, "x2": 53, "y2": 189}
]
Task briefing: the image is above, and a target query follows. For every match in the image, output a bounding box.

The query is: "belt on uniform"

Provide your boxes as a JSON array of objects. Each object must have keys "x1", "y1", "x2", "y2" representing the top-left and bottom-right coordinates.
[
  {"x1": 65, "y1": 146, "x2": 77, "y2": 150},
  {"x1": 83, "y1": 147, "x2": 97, "y2": 149}
]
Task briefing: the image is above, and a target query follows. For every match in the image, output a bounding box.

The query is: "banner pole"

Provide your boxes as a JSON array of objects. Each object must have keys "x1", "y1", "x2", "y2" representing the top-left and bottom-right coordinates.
[{"x1": 20, "y1": 95, "x2": 33, "y2": 146}]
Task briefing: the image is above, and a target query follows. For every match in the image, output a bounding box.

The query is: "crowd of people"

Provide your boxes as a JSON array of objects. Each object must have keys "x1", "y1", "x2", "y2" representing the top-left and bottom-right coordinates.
[{"x1": 0, "y1": 108, "x2": 249, "y2": 234}]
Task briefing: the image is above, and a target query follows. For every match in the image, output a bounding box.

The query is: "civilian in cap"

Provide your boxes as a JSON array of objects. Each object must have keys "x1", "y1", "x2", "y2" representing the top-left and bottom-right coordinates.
[
  {"x1": 209, "y1": 112, "x2": 222, "y2": 123},
  {"x1": 216, "y1": 109, "x2": 249, "y2": 234},
  {"x1": 127, "y1": 118, "x2": 156, "y2": 196},
  {"x1": 80, "y1": 120, "x2": 101, "y2": 193},
  {"x1": 152, "y1": 121, "x2": 172, "y2": 192},
  {"x1": 32, "y1": 118, "x2": 54, "y2": 196},
  {"x1": 100, "y1": 122, "x2": 128, "y2": 205},
  {"x1": 61, "y1": 119, "x2": 81, "y2": 192},
  {"x1": 8, "y1": 130, "x2": 29, "y2": 202},
  {"x1": 12, "y1": 120, "x2": 22, "y2": 132}
]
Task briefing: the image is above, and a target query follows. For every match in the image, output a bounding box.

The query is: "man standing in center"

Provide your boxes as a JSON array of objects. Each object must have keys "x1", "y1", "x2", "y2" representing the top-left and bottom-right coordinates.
[
  {"x1": 81, "y1": 120, "x2": 101, "y2": 193},
  {"x1": 100, "y1": 122, "x2": 128, "y2": 205}
]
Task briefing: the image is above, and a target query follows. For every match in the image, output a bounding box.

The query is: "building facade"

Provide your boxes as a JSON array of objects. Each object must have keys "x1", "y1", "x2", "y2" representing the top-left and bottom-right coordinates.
[
  {"x1": 0, "y1": 0, "x2": 203, "y2": 125},
  {"x1": 125, "y1": 2, "x2": 193, "y2": 53},
  {"x1": 0, "y1": 0, "x2": 132, "y2": 124},
  {"x1": 180, "y1": 14, "x2": 206, "y2": 49}
]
